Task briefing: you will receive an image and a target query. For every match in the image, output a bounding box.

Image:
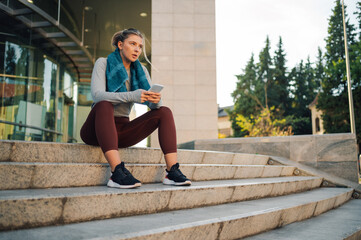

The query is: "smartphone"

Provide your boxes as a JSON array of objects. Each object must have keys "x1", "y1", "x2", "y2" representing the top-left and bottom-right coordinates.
[{"x1": 148, "y1": 84, "x2": 164, "y2": 93}]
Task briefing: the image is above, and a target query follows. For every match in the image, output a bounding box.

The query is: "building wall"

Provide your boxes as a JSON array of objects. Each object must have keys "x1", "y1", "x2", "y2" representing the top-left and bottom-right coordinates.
[
  {"x1": 310, "y1": 105, "x2": 325, "y2": 135},
  {"x1": 218, "y1": 116, "x2": 233, "y2": 137},
  {"x1": 151, "y1": 0, "x2": 218, "y2": 146}
]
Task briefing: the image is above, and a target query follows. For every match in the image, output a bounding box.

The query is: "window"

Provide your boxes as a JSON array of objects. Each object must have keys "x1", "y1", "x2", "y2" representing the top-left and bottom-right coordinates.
[{"x1": 316, "y1": 117, "x2": 320, "y2": 132}]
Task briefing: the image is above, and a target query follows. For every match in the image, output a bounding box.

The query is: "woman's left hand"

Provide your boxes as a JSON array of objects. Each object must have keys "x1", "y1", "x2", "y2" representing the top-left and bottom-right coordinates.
[{"x1": 144, "y1": 91, "x2": 161, "y2": 103}]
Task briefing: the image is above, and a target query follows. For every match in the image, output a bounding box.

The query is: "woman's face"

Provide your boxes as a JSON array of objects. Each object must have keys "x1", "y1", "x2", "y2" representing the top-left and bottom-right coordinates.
[{"x1": 118, "y1": 34, "x2": 143, "y2": 65}]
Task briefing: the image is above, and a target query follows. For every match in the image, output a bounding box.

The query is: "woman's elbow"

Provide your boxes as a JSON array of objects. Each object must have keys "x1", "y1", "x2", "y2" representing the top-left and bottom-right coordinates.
[{"x1": 91, "y1": 92, "x2": 101, "y2": 103}]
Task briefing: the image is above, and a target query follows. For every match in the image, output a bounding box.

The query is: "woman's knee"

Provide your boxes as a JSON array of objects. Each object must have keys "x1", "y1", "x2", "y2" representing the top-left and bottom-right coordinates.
[
  {"x1": 80, "y1": 123, "x2": 95, "y2": 145},
  {"x1": 158, "y1": 106, "x2": 173, "y2": 116}
]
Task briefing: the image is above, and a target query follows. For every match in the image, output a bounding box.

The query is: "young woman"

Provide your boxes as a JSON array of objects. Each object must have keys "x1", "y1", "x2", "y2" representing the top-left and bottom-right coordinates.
[{"x1": 80, "y1": 28, "x2": 191, "y2": 189}]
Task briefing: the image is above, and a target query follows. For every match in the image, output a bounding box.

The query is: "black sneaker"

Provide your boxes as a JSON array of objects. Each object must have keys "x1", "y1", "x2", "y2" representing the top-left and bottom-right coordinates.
[
  {"x1": 163, "y1": 163, "x2": 191, "y2": 186},
  {"x1": 119, "y1": 162, "x2": 133, "y2": 176},
  {"x1": 107, "y1": 162, "x2": 141, "y2": 189}
]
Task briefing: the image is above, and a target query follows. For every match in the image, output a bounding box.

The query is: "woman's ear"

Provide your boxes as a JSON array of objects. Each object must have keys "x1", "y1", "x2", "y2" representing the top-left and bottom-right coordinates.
[{"x1": 117, "y1": 41, "x2": 123, "y2": 50}]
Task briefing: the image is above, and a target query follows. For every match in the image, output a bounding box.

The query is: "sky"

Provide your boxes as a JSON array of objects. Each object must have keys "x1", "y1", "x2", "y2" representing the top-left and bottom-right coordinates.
[{"x1": 216, "y1": 0, "x2": 359, "y2": 107}]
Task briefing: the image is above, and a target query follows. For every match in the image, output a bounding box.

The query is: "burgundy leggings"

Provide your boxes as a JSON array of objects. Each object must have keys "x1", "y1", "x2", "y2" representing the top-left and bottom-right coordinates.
[{"x1": 80, "y1": 101, "x2": 177, "y2": 154}]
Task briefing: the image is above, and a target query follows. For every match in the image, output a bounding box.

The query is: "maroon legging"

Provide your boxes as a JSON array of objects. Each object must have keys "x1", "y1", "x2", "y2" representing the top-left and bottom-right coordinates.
[{"x1": 80, "y1": 101, "x2": 177, "y2": 154}]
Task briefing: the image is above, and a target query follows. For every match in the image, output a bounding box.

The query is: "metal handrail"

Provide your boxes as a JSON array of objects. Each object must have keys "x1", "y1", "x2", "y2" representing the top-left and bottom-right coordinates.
[
  {"x1": 0, "y1": 73, "x2": 44, "y2": 81},
  {"x1": 0, "y1": 120, "x2": 63, "y2": 135}
]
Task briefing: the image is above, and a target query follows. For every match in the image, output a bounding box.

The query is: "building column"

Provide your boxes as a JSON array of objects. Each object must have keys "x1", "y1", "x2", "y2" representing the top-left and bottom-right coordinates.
[{"x1": 151, "y1": 0, "x2": 218, "y2": 147}]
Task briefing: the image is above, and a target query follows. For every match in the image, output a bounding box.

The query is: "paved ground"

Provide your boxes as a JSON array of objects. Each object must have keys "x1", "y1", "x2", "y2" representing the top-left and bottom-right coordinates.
[{"x1": 245, "y1": 199, "x2": 361, "y2": 240}]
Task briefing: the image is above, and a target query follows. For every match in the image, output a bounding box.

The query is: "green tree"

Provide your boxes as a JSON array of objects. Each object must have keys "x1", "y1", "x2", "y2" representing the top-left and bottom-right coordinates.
[
  {"x1": 304, "y1": 57, "x2": 318, "y2": 106},
  {"x1": 230, "y1": 54, "x2": 259, "y2": 137},
  {"x1": 314, "y1": 47, "x2": 325, "y2": 91},
  {"x1": 317, "y1": 0, "x2": 356, "y2": 135},
  {"x1": 347, "y1": 2, "x2": 361, "y2": 145},
  {"x1": 287, "y1": 59, "x2": 315, "y2": 135},
  {"x1": 356, "y1": 2, "x2": 361, "y2": 40},
  {"x1": 257, "y1": 36, "x2": 273, "y2": 108},
  {"x1": 273, "y1": 37, "x2": 290, "y2": 114},
  {"x1": 230, "y1": 37, "x2": 294, "y2": 137},
  {"x1": 230, "y1": 37, "x2": 275, "y2": 137}
]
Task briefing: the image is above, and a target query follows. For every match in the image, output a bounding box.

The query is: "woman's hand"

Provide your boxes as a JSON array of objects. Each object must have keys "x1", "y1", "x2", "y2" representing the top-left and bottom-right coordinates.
[
  {"x1": 141, "y1": 91, "x2": 161, "y2": 103},
  {"x1": 147, "y1": 92, "x2": 161, "y2": 103}
]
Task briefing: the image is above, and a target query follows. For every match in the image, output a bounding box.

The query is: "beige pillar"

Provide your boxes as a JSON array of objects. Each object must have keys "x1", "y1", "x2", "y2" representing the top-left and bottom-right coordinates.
[{"x1": 151, "y1": 0, "x2": 218, "y2": 147}]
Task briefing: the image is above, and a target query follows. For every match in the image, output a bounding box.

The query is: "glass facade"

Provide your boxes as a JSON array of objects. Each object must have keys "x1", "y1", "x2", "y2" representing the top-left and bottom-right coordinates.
[
  {"x1": 0, "y1": 40, "x2": 77, "y2": 142},
  {"x1": 0, "y1": 0, "x2": 151, "y2": 143}
]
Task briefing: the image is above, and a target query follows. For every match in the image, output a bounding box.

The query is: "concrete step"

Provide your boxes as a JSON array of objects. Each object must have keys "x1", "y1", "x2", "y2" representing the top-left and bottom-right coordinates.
[
  {"x1": 0, "y1": 176, "x2": 322, "y2": 231},
  {"x1": 0, "y1": 162, "x2": 296, "y2": 189},
  {"x1": 245, "y1": 199, "x2": 361, "y2": 240},
  {"x1": 0, "y1": 140, "x2": 269, "y2": 165},
  {"x1": 0, "y1": 187, "x2": 353, "y2": 239}
]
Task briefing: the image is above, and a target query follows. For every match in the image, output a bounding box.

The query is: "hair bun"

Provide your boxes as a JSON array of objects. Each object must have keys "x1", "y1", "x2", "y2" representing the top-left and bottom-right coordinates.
[{"x1": 111, "y1": 28, "x2": 143, "y2": 48}]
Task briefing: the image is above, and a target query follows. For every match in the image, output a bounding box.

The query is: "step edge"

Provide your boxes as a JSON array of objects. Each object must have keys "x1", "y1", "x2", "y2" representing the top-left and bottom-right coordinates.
[
  {"x1": 0, "y1": 176, "x2": 323, "y2": 200},
  {"x1": 91, "y1": 189, "x2": 354, "y2": 240},
  {"x1": 7, "y1": 188, "x2": 350, "y2": 240},
  {"x1": 0, "y1": 178, "x2": 327, "y2": 231}
]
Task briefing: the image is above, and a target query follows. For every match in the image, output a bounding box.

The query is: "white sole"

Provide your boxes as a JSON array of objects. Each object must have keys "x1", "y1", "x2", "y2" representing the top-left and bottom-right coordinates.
[
  {"x1": 107, "y1": 179, "x2": 141, "y2": 189},
  {"x1": 163, "y1": 178, "x2": 192, "y2": 186}
]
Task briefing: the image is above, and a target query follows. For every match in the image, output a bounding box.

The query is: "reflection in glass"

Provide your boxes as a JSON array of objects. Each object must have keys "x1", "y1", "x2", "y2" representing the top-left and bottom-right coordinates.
[
  {"x1": 64, "y1": 72, "x2": 72, "y2": 98},
  {"x1": 0, "y1": 41, "x2": 73, "y2": 142},
  {"x1": 77, "y1": 83, "x2": 92, "y2": 106}
]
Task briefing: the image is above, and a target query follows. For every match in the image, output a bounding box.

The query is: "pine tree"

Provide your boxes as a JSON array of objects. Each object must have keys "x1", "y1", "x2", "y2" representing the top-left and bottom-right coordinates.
[
  {"x1": 317, "y1": 0, "x2": 356, "y2": 135},
  {"x1": 325, "y1": 0, "x2": 356, "y2": 62},
  {"x1": 290, "y1": 61, "x2": 308, "y2": 116},
  {"x1": 230, "y1": 37, "x2": 275, "y2": 137},
  {"x1": 304, "y1": 57, "x2": 318, "y2": 103},
  {"x1": 257, "y1": 36, "x2": 273, "y2": 108},
  {"x1": 314, "y1": 47, "x2": 324, "y2": 92},
  {"x1": 230, "y1": 37, "x2": 294, "y2": 137},
  {"x1": 355, "y1": 2, "x2": 361, "y2": 40},
  {"x1": 348, "y1": 2, "x2": 361, "y2": 145},
  {"x1": 273, "y1": 37, "x2": 290, "y2": 114},
  {"x1": 287, "y1": 58, "x2": 317, "y2": 135},
  {"x1": 230, "y1": 54, "x2": 259, "y2": 137}
]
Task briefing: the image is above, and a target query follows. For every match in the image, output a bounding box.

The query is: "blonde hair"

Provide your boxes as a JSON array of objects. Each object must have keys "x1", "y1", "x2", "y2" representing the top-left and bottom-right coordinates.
[{"x1": 111, "y1": 28, "x2": 143, "y2": 48}]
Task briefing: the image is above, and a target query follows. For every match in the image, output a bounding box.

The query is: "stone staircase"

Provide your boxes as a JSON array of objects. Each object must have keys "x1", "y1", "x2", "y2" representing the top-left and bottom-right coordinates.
[{"x1": 0, "y1": 140, "x2": 358, "y2": 239}]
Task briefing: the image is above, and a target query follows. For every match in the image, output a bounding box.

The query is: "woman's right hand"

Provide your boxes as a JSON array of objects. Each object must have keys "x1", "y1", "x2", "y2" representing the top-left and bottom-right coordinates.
[{"x1": 141, "y1": 91, "x2": 161, "y2": 103}]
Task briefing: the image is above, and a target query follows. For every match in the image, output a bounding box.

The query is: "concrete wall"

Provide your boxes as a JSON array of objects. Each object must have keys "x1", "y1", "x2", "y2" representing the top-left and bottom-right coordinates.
[
  {"x1": 151, "y1": 0, "x2": 218, "y2": 147},
  {"x1": 181, "y1": 133, "x2": 359, "y2": 183}
]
